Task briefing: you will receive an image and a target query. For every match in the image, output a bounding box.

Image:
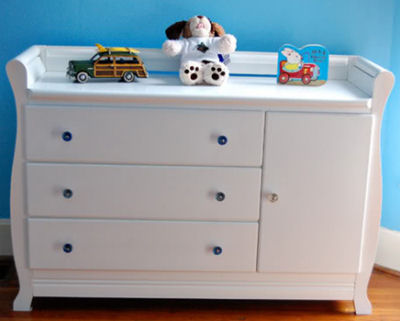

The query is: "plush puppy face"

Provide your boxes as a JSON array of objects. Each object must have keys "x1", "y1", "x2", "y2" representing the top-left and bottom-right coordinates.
[
  {"x1": 188, "y1": 16, "x2": 212, "y2": 37},
  {"x1": 165, "y1": 16, "x2": 225, "y2": 40}
]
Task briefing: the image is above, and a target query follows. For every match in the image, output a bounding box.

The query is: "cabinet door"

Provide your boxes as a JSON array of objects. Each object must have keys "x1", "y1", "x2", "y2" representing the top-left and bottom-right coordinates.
[{"x1": 258, "y1": 112, "x2": 372, "y2": 273}]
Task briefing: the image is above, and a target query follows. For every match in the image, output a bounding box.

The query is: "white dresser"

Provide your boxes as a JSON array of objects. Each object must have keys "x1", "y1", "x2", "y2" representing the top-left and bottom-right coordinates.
[{"x1": 6, "y1": 46, "x2": 394, "y2": 314}]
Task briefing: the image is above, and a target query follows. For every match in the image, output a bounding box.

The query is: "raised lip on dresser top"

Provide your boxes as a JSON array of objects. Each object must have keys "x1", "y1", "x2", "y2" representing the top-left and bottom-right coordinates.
[{"x1": 9, "y1": 45, "x2": 382, "y2": 111}]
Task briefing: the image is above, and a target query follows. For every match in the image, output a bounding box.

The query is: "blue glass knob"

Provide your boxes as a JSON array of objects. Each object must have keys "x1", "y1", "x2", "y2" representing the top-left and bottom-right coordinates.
[
  {"x1": 62, "y1": 131, "x2": 72, "y2": 142},
  {"x1": 63, "y1": 189, "x2": 73, "y2": 199},
  {"x1": 213, "y1": 246, "x2": 223, "y2": 255},
  {"x1": 216, "y1": 192, "x2": 225, "y2": 202},
  {"x1": 217, "y1": 135, "x2": 228, "y2": 145},
  {"x1": 63, "y1": 243, "x2": 73, "y2": 253}
]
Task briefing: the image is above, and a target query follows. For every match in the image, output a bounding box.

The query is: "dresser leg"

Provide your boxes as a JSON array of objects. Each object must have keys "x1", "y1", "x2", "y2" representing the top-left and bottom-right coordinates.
[
  {"x1": 353, "y1": 268, "x2": 373, "y2": 315},
  {"x1": 13, "y1": 287, "x2": 33, "y2": 311},
  {"x1": 353, "y1": 294, "x2": 372, "y2": 315}
]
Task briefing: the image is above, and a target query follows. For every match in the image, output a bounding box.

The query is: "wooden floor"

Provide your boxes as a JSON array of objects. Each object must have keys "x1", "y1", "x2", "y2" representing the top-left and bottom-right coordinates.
[{"x1": 1, "y1": 258, "x2": 399, "y2": 320}]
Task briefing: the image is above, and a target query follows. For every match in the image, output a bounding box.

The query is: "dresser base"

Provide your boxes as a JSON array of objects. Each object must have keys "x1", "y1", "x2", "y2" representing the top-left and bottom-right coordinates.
[
  {"x1": 14, "y1": 274, "x2": 366, "y2": 313},
  {"x1": 14, "y1": 278, "x2": 369, "y2": 314}
]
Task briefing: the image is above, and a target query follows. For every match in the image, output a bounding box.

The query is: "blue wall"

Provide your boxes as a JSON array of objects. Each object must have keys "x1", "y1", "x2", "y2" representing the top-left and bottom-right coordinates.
[
  {"x1": 0, "y1": 1, "x2": 398, "y2": 230},
  {"x1": 381, "y1": 1, "x2": 400, "y2": 231}
]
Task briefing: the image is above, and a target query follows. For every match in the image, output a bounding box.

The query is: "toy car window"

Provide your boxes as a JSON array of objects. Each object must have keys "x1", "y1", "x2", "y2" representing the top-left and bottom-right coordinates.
[
  {"x1": 97, "y1": 56, "x2": 112, "y2": 64},
  {"x1": 115, "y1": 56, "x2": 139, "y2": 64},
  {"x1": 91, "y1": 54, "x2": 100, "y2": 61}
]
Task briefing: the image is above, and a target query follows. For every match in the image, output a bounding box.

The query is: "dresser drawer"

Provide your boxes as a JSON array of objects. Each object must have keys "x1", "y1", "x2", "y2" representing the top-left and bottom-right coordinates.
[
  {"x1": 26, "y1": 163, "x2": 261, "y2": 221},
  {"x1": 24, "y1": 106, "x2": 264, "y2": 166},
  {"x1": 28, "y1": 219, "x2": 258, "y2": 272}
]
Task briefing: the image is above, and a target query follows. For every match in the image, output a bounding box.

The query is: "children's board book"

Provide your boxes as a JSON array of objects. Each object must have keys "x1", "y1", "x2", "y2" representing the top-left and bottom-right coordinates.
[{"x1": 277, "y1": 44, "x2": 329, "y2": 86}]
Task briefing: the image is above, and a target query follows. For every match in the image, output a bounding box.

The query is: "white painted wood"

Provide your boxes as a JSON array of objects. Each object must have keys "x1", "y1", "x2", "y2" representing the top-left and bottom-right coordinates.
[
  {"x1": 0, "y1": 219, "x2": 12, "y2": 255},
  {"x1": 26, "y1": 164, "x2": 261, "y2": 221},
  {"x1": 28, "y1": 72, "x2": 371, "y2": 112},
  {"x1": 348, "y1": 64, "x2": 375, "y2": 96},
  {"x1": 17, "y1": 46, "x2": 368, "y2": 112},
  {"x1": 24, "y1": 106, "x2": 264, "y2": 166},
  {"x1": 6, "y1": 53, "x2": 34, "y2": 313},
  {"x1": 348, "y1": 56, "x2": 388, "y2": 97},
  {"x1": 258, "y1": 112, "x2": 372, "y2": 273},
  {"x1": 12, "y1": 290, "x2": 33, "y2": 312},
  {"x1": 6, "y1": 45, "x2": 394, "y2": 314},
  {"x1": 28, "y1": 219, "x2": 258, "y2": 272},
  {"x1": 41, "y1": 45, "x2": 349, "y2": 79},
  {"x1": 375, "y1": 227, "x2": 400, "y2": 272},
  {"x1": 353, "y1": 69, "x2": 394, "y2": 315},
  {"x1": 32, "y1": 269, "x2": 355, "y2": 283},
  {"x1": 32, "y1": 279, "x2": 355, "y2": 301},
  {"x1": 31, "y1": 270, "x2": 356, "y2": 301}
]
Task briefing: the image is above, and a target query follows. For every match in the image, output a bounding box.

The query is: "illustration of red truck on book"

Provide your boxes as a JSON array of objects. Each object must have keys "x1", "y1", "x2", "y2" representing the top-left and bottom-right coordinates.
[{"x1": 277, "y1": 44, "x2": 329, "y2": 86}]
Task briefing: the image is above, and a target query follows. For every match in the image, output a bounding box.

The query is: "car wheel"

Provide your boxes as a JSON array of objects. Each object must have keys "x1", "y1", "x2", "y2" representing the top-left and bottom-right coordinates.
[
  {"x1": 122, "y1": 71, "x2": 135, "y2": 83},
  {"x1": 279, "y1": 72, "x2": 289, "y2": 84},
  {"x1": 302, "y1": 74, "x2": 311, "y2": 85},
  {"x1": 76, "y1": 71, "x2": 89, "y2": 83}
]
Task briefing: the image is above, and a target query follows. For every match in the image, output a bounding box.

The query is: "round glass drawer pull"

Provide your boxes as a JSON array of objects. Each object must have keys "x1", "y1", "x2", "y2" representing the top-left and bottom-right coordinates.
[
  {"x1": 62, "y1": 131, "x2": 72, "y2": 142},
  {"x1": 213, "y1": 246, "x2": 223, "y2": 255},
  {"x1": 268, "y1": 193, "x2": 279, "y2": 203},
  {"x1": 215, "y1": 192, "x2": 225, "y2": 202},
  {"x1": 63, "y1": 189, "x2": 73, "y2": 199},
  {"x1": 63, "y1": 243, "x2": 73, "y2": 253},
  {"x1": 217, "y1": 135, "x2": 228, "y2": 145}
]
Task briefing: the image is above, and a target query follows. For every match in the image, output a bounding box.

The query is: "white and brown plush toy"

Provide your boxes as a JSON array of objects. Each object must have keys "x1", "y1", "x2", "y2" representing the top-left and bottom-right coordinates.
[{"x1": 162, "y1": 15, "x2": 237, "y2": 86}]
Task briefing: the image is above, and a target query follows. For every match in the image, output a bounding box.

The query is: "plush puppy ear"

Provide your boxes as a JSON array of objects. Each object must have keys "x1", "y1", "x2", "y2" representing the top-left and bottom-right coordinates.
[
  {"x1": 165, "y1": 21, "x2": 187, "y2": 40},
  {"x1": 211, "y1": 22, "x2": 225, "y2": 37},
  {"x1": 182, "y1": 22, "x2": 192, "y2": 38}
]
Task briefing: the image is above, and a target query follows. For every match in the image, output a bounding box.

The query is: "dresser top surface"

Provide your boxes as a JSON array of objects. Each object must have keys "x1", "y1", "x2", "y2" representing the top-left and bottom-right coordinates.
[{"x1": 28, "y1": 71, "x2": 371, "y2": 112}]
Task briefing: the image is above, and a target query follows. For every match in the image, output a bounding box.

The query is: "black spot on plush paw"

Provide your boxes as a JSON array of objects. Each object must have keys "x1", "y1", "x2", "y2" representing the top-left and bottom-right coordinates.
[
  {"x1": 211, "y1": 67, "x2": 226, "y2": 81},
  {"x1": 179, "y1": 62, "x2": 203, "y2": 85},
  {"x1": 204, "y1": 63, "x2": 229, "y2": 86}
]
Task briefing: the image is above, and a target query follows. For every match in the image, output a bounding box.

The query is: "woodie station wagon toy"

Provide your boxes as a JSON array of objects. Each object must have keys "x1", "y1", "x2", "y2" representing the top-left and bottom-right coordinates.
[{"x1": 67, "y1": 44, "x2": 148, "y2": 83}]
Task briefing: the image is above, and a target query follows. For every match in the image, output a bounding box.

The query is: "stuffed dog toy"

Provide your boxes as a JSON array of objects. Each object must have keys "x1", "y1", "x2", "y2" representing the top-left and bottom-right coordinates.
[{"x1": 162, "y1": 15, "x2": 237, "y2": 85}]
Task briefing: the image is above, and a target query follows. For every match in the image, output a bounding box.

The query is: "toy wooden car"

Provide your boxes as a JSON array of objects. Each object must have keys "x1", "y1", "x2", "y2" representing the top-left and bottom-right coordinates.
[{"x1": 67, "y1": 44, "x2": 148, "y2": 83}]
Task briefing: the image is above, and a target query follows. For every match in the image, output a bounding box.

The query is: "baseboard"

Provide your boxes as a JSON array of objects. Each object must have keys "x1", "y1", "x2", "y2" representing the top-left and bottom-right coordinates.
[
  {"x1": 375, "y1": 226, "x2": 400, "y2": 272},
  {"x1": 0, "y1": 219, "x2": 12, "y2": 256},
  {"x1": 374, "y1": 264, "x2": 400, "y2": 277}
]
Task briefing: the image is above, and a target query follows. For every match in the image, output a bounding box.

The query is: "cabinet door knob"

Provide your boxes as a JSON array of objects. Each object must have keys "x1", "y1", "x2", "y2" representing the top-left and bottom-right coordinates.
[
  {"x1": 268, "y1": 193, "x2": 279, "y2": 202},
  {"x1": 215, "y1": 192, "x2": 225, "y2": 202},
  {"x1": 62, "y1": 131, "x2": 72, "y2": 142},
  {"x1": 213, "y1": 246, "x2": 223, "y2": 255},
  {"x1": 63, "y1": 243, "x2": 73, "y2": 253},
  {"x1": 217, "y1": 135, "x2": 228, "y2": 145},
  {"x1": 63, "y1": 189, "x2": 73, "y2": 199}
]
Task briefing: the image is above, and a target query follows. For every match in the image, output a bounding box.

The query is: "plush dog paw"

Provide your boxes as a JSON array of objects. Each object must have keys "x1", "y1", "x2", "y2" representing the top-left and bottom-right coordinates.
[
  {"x1": 162, "y1": 40, "x2": 183, "y2": 56},
  {"x1": 203, "y1": 63, "x2": 229, "y2": 86},
  {"x1": 217, "y1": 34, "x2": 237, "y2": 54},
  {"x1": 179, "y1": 61, "x2": 203, "y2": 85}
]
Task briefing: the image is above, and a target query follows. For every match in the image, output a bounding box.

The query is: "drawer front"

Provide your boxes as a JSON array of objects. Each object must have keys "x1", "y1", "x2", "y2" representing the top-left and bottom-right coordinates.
[
  {"x1": 24, "y1": 106, "x2": 264, "y2": 166},
  {"x1": 26, "y1": 163, "x2": 261, "y2": 221},
  {"x1": 28, "y1": 219, "x2": 258, "y2": 272}
]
